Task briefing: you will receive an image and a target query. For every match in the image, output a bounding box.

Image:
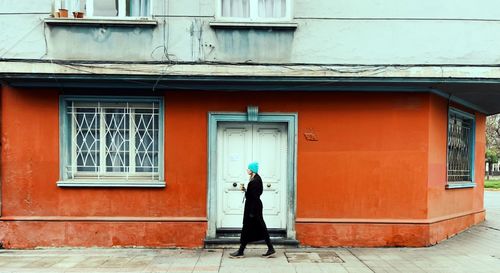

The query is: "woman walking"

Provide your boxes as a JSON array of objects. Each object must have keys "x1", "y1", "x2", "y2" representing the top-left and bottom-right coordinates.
[{"x1": 230, "y1": 162, "x2": 275, "y2": 258}]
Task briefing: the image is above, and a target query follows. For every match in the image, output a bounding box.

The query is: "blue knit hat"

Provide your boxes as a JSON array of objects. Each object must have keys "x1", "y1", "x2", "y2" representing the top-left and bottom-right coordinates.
[{"x1": 248, "y1": 162, "x2": 259, "y2": 173}]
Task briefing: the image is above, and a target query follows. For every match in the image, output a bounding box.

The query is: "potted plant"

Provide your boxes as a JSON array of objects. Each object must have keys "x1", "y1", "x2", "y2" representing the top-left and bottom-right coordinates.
[
  {"x1": 73, "y1": 11, "x2": 84, "y2": 18},
  {"x1": 59, "y1": 8, "x2": 68, "y2": 17},
  {"x1": 71, "y1": 1, "x2": 84, "y2": 18},
  {"x1": 58, "y1": 0, "x2": 68, "y2": 18}
]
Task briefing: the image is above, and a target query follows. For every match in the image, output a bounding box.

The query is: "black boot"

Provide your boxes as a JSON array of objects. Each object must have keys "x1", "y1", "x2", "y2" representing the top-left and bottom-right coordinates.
[
  {"x1": 262, "y1": 247, "x2": 275, "y2": 257},
  {"x1": 229, "y1": 249, "x2": 244, "y2": 258},
  {"x1": 229, "y1": 245, "x2": 245, "y2": 258},
  {"x1": 263, "y1": 237, "x2": 275, "y2": 257}
]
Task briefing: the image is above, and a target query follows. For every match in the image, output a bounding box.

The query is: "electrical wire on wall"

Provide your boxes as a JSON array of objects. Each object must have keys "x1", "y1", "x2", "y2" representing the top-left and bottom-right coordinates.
[
  {"x1": 0, "y1": 20, "x2": 45, "y2": 59},
  {"x1": 151, "y1": 0, "x2": 175, "y2": 62},
  {"x1": 149, "y1": 0, "x2": 178, "y2": 92},
  {"x1": 1, "y1": 58, "x2": 411, "y2": 93}
]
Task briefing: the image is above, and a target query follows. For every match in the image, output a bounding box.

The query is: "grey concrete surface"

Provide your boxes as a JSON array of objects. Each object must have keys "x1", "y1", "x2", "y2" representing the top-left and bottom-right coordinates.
[{"x1": 0, "y1": 191, "x2": 499, "y2": 272}]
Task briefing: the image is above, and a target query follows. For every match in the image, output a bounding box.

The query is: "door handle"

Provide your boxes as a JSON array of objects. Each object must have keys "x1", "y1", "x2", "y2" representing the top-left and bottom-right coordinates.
[
  {"x1": 233, "y1": 183, "x2": 237, "y2": 187},
  {"x1": 267, "y1": 183, "x2": 271, "y2": 188}
]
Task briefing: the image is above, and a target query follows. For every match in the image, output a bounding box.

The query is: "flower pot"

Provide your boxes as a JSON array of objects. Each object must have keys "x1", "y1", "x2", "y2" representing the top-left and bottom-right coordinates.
[
  {"x1": 73, "y1": 11, "x2": 84, "y2": 18},
  {"x1": 59, "y1": 8, "x2": 68, "y2": 18}
]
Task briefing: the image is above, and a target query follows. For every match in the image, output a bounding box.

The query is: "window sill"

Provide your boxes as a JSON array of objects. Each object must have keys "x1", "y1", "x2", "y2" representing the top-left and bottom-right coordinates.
[
  {"x1": 45, "y1": 18, "x2": 158, "y2": 27},
  {"x1": 57, "y1": 180, "x2": 165, "y2": 188},
  {"x1": 445, "y1": 182, "x2": 476, "y2": 189},
  {"x1": 209, "y1": 21, "x2": 298, "y2": 30}
]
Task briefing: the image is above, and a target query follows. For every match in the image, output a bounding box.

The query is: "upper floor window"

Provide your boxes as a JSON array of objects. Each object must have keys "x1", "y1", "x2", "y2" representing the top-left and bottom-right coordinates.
[
  {"x1": 447, "y1": 108, "x2": 475, "y2": 185},
  {"x1": 218, "y1": 0, "x2": 292, "y2": 22},
  {"x1": 55, "y1": 0, "x2": 151, "y2": 18}
]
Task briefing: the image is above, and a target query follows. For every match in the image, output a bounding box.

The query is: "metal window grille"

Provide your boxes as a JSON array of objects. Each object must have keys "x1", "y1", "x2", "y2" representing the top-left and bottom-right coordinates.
[
  {"x1": 447, "y1": 111, "x2": 474, "y2": 182},
  {"x1": 66, "y1": 101, "x2": 160, "y2": 181}
]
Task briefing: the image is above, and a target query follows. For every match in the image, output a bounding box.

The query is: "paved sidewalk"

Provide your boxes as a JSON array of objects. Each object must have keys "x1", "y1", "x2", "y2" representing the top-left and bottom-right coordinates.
[{"x1": 0, "y1": 191, "x2": 499, "y2": 273}]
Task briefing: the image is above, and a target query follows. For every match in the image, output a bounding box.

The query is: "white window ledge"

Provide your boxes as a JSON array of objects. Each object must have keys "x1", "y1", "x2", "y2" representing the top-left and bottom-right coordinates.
[
  {"x1": 209, "y1": 21, "x2": 298, "y2": 30},
  {"x1": 57, "y1": 181, "x2": 166, "y2": 188},
  {"x1": 45, "y1": 18, "x2": 158, "y2": 27},
  {"x1": 446, "y1": 182, "x2": 476, "y2": 189}
]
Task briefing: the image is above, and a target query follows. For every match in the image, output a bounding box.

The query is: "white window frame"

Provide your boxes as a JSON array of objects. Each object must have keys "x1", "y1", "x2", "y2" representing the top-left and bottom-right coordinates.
[
  {"x1": 215, "y1": 0, "x2": 293, "y2": 22},
  {"x1": 52, "y1": 0, "x2": 153, "y2": 19},
  {"x1": 58, "y1": 96, "x2": 165, "y2": 188}
]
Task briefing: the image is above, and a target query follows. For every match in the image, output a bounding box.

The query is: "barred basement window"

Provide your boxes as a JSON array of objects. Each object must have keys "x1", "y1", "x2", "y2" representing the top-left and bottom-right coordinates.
[
  {"x1": 59, "y1": 97, "x2": 164, "y2": 187},
  {"x1": 447, "y1": 108, "x2": 475, "y2": 184}
]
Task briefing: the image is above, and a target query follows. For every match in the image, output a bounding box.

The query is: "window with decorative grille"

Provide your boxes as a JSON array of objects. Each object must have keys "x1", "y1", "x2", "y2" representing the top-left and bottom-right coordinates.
[
  {"x1": 60, "y1": 98, "x2": 163, "y2": 185},
  {"x1": 447, "y1": 108, "x2": 475, "y2": 183}
]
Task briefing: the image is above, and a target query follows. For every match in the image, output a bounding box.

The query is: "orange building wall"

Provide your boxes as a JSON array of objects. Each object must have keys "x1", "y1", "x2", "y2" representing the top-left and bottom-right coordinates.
[
  {"x1": 0, "y1": 86, "x2": 485, "y2": 248},
  {"x1": 0, "y1": 87, "x2": 208, "y2": 248},
  {"x1": 426, "y1": 94, "x2": 485, "y2": 244},
  {"x1": 166, "y1": 90, "x2": 430, "y2": 220}
]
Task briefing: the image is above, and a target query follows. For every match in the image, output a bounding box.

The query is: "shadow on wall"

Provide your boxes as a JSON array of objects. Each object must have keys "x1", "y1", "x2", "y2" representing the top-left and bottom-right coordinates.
[
  {"x1": 214, "y1": 29, "x2": 294, "y2": 63},
  {"x1": 47, "y1": 25, "x2": 154, "y2": 61}
]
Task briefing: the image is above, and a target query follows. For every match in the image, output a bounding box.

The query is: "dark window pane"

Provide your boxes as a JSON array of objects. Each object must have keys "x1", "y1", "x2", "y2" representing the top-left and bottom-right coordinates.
[{"x1": 447, "y1": 112, "x2": 474, "y2": 182}]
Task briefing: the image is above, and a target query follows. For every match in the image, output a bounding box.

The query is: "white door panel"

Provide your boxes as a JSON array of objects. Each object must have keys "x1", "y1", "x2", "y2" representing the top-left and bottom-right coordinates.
[
  {"x1": 222, "y1": 188, "x2": 246, "y2": 213},
  {"x1": 261, "y1": 190, "x2": 281, "y2": 215},
  {"x1": 216, "y1": 122, "x2": 287, "y2": 229},
  {"x1": 253, "y1": 124, "x2": 287, "y2": 228},
  {"x1": 222, "y1": 127, "x2": 251, "y2": 182},
  {"x1": 254, "y1": 127, "x2": 282, "y2": 182},
  {"x1": 217, "y1": 124, "x2": 252, "y2": 228}
]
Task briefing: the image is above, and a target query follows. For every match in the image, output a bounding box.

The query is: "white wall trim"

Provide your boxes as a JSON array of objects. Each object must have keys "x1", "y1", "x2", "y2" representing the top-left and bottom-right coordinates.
[{"x1": 3, "y1": 61, "x2": 500, "y2": 79}]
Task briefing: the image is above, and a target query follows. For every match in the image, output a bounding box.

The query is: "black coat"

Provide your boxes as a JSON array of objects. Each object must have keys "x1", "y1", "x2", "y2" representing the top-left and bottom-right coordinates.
[{"x1": 240, "y1": 173, "x2": 271, "y2": 244}]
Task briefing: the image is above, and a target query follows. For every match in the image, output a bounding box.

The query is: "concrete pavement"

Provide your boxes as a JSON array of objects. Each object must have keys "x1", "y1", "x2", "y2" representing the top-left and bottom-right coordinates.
[{"x1": 1, "y1": 191, "x2": 499, "y2": 273}]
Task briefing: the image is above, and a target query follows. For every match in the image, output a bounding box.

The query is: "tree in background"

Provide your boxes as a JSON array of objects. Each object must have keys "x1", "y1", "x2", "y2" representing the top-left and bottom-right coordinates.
[
  {"x1": 486, "y1": 114, "x2": 500, "y2": 180},
  {"x1": 486, "y1": 149, "x2": 498, "y2": 180}
]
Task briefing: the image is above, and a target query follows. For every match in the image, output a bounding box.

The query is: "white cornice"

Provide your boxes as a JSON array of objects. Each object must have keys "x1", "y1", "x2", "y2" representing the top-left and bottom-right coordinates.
[{"x1": 2, "y1": 60, "x2": 500, "y2": 79}]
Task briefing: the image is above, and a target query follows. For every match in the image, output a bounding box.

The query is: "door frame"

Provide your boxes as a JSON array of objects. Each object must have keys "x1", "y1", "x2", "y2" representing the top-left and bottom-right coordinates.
[{"x1": 207, "y1": 112, "x2": 298, "y2": 240}]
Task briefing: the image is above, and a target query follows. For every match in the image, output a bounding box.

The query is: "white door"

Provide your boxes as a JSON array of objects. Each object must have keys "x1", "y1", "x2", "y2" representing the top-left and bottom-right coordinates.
[{"x1": 216, "y1": 122, "x2": 287, "y2": 229}]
